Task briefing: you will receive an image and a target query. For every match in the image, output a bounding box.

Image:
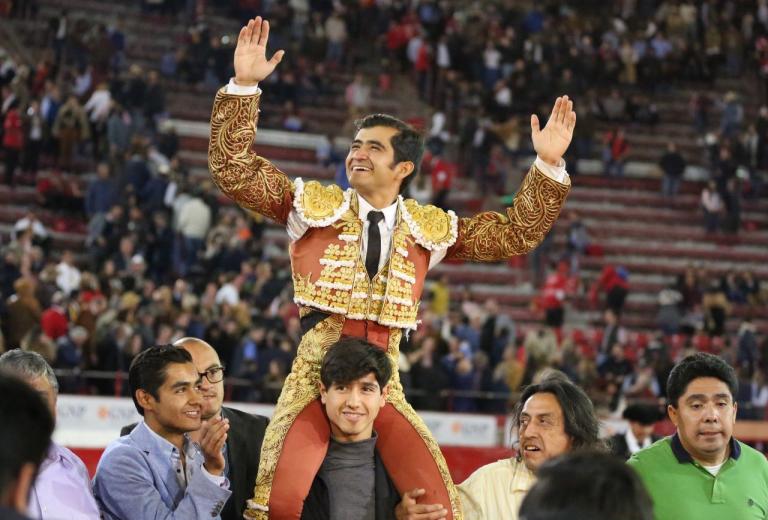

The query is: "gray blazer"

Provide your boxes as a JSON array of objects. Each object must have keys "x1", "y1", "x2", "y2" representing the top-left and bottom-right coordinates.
[{"x1": 93, "y1": 421, "x2": 232, "y2": 519}]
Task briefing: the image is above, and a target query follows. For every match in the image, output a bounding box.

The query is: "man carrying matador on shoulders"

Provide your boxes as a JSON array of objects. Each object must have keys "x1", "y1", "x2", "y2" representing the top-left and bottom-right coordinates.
[{"x1": 209, "y1": 17, "x2": 575, "y2": 520}]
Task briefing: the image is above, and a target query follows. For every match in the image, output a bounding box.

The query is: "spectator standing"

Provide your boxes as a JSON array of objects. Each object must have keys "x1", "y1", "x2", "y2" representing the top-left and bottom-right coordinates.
[
  {"x1": 22, "y1": 99, "x2": 44, "y2": 177},
  {"x1": 143, "y1": 70, "x2": 166, "y2": 128},
  {"x1": 703, "y1": 279, "x2": 730, "y2": 337},
  {"x1": 55, "y1": 251, "x2": 81, "y2": 296},
  {"x1": 720, "y1": 91, "x2": 743, "y2": 138},
  {"x1": 590, "y1": 265, "x2": 630, "y2": 316},
  {"x1": 701, "y1": 180, "x2": 723, "y2": 234},
  {"x1": 324, "y1": 10, "x2": 347, "y2": 67},
  {"x1": 174, "y1": 189, "x2": 212, "y2": 276},
  {"x1": 657, "y1": 284, "x2": 684, "y2": 335},
  {"x1": 52, "y1": 95, "x2": 89, "y2": 172},
  {"x1": 722, "y1": 178, "x2": 741, "y2": 234},
  {"x1": 85, "y1": 162, "x2": 117, "y2": 218},
  {"x1": 603, "y1": 128, "x2": 629, "y2": 177},
  {"x1": 40, "y1": 291, "x2": 68, "y2": 342},
  {"x1": 106, "y1": 103, "x2": 133, "y2": 160},
  {"x1": 428, "y1": 151, "x2": 454, "y2": 209},
  {"x1": 659, "y1": 142, "x2": 686, "y2": 200},
  {"x1": 83, "y1": 82, "x2": 112, "y2": 159},
  {"x1": 344, "y1": 73, "x2": 370, "y2": 120},
  {"x1": 4, "y1": 278, "x2": 42, "y2": 349},
  {"x1": 3, "y1": 96, "x2": 23, "y2": 186}
]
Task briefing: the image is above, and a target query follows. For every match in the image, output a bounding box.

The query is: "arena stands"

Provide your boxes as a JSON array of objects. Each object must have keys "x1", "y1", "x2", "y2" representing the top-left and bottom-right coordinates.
[{"x1": 0, "y1": 0, "x2": 767, "y2": 425}]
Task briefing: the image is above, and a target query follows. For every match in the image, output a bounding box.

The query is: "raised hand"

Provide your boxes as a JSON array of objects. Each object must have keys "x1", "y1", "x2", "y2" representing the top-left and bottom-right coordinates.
[
  {"x1": 531, "y1": 95, "x2": 577, "y2": 166},
  {"x1": 234, "y1": 16, "x2": 285, "y2": 86},
  {"x1": 200, "y1": 416, "x2": 229, "y2": 476}
]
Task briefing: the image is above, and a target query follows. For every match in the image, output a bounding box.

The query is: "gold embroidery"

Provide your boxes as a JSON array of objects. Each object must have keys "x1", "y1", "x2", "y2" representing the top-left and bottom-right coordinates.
[
  {"x1": 447, "y1": 165, "x2": 570, "y2": 261},
  {"x1": 300, "y1": 181, "x2": 346, "y2": 220},
  {"x1": 291, "y1": 201, "x2": 421, "y2": 325},
  {"x1": 384, "y1": 330, "x2": 463, "y2": 520},
  {"x1": 293, "y1": 210, "x2": 362, "y2": 314},
  {"x1": 245, "y1": 314, "x2": 346, "y2": 519},
  {"x1": 209, "y1": 90, "x2": 295, "y2": 225},
  {"x1": 379, "y1": 221, "x2": 418, "y2": 327},
  {"x1": 403, "y1": 199, "x2": 457, "y2": 249}
]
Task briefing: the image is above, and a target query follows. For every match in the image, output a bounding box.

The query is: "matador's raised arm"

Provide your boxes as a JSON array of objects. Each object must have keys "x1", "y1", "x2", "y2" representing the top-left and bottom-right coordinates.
[
  {"x1": 445, "y1": 164, "x2": 570, "y2": 262},
  {"x1": 208, "y1": 89, "x2": 294, "y2": 225}
]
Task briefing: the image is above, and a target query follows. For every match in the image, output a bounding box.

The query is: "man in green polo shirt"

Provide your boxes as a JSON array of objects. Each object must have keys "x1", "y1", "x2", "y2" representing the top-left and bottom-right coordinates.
[{"x1": 629, "y1": 352, "x2": 768, "y2": 520}]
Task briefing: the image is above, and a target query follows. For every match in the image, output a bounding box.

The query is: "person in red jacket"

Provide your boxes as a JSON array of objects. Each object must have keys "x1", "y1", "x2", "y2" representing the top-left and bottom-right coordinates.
[
  {"x1": 603, "y1": 128, "x2": 629, "y2": 177},
  {"x1": 429, "y1": 152, "x2": 455, "y2": 209},
  {"x1": 539, "y1": 260, "x2": 573, "y2": 328},
  {"x1": 41, "y1": 292, "x2": 69, "y2": 341},
  {"x1": 590, "y1": 264, "x2": 630, "y2": 315},
  {"x1": 3, "y1": 99, "x2": 24, "y2": 186}
]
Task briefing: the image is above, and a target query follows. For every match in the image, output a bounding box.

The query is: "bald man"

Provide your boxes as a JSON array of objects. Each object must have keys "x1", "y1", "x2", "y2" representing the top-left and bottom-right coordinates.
[{"x1": 121, "y1": 339, "x2": 269, "y2": 520}]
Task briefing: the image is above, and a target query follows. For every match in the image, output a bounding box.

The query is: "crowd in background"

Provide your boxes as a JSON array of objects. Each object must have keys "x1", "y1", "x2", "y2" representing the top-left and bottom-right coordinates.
[{"x1": 0, "y1": 0, "x2": 766, "y2": 418}]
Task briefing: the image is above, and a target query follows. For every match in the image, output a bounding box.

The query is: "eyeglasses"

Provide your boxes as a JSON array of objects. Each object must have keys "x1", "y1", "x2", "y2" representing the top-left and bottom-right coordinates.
[{"x1": 199, "y1": 365, "x2": 226, "y2": 384}]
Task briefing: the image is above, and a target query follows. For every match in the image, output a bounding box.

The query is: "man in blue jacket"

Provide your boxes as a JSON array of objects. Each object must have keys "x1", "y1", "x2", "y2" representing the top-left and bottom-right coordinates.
[{"x1": 93, "y1": 345, "x2": 232, "y2": 519}]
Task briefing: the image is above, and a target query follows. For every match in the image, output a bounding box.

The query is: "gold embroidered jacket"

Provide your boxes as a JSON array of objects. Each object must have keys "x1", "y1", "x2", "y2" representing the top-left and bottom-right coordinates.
[{"x1": 209, "y1": 89, "x2": 571, "y2": 330}]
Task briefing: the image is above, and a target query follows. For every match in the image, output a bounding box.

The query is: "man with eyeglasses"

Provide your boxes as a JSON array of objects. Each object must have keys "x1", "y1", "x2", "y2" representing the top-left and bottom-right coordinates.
[{"x1": 121, "y1": 339, "x2": 268, "y2": 520}]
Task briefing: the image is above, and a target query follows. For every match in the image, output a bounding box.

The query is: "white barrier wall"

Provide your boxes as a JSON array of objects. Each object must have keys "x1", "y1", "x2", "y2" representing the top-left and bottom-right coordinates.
[{"x1": 55, "y1": 395, "x2": 499, "y2": 448}]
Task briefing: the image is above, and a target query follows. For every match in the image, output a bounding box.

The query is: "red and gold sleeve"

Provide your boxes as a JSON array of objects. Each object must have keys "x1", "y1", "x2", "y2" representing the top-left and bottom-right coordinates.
[
  {"x1": 208, "y1": 89, "x2": 294, "y2": 225},
  {"x1": 445, "y1": 165, "x2": 570, "y2": 262}
]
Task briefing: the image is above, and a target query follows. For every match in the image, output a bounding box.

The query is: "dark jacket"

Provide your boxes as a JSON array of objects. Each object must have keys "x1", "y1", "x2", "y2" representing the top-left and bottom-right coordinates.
[
  {"x1": 610, "y1": 432, "x2": 661, "y2": 461},
  {"x1": 0, "y1": 505, "x2": 31, "y2": 520},
  {"x1": 300, "y1": 449, "x2": 399, "y2": 520},
  {"x1": 121, "y1": 406, "x2": 268, "y2": 520}
]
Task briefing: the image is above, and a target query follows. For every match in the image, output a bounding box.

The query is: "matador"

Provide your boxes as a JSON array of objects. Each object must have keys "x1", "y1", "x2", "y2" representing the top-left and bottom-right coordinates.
[{"x1": 209, "y1": 17, "x2": 574, "y2": 520}]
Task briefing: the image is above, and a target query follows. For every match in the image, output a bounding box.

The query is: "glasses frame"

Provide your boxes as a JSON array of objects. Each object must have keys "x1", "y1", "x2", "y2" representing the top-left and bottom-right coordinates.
[{"x1": 199, "y1": 365, "x2": 226, "y2": 384}]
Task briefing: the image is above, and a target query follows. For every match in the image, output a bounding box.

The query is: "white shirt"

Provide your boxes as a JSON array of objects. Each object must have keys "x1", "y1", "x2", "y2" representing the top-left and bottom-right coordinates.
[
  {"x1": 702, "y1": 461, "x2": 725, "y2": 476},
  {"x1": 84, "y1": 89, "x2": 112, "y2": 123},
  {"x1": 56, "y1": 261, "x2": 82, "y2": 295},
  {"x1": 701, "y1": 189, "x2": 722, "y2": 212},
  {"x1": 13, "y1": 216, "x2": 48, "y2": 239},
  {"x1": 483, "y1": 47, "x2": 502, "y2": 69},
  {"x1": 436, "y1": 41, "x2": 451, "y2": 68},
  {"x1": 223, "y1": 81, "x2": 569, "y2": 272},
  {"x1": 176, "y1": 197, "x2": 211, "y2": 239},
  {"x1": 215, "y1": 283, "x2": 240, "y2": 306},
  {"x1": 458, "y1": 458, "x2": 535, "y2": 520},
  {"x1": 624, "y1": 428, "x2": 652, "y2": 455}
]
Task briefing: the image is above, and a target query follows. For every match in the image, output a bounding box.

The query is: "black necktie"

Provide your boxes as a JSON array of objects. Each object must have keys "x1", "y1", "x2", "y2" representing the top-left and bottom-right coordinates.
[{"x1": 366, "y1": 211, "x2": 384, "y2": 280}]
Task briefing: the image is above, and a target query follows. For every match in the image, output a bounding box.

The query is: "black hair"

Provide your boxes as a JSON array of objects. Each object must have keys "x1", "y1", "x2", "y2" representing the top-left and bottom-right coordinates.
[
  {"x1": 354, "y1": 114, "x2": 424, "y2": 195},
  {"x1": 519, "y1": 451, "x2": 653, "y2": 520},
  {"x1": 128, "y1": 345, "x2": 193, "y2": 415},
  {"x1": 666, "y1": 352, "x2": 738, "y2": 408},
  {"x1": 513, "y1": 377, "x2": 604, "y2": 451},
  {"x1": 0, "y1": 373, "x2": 55, "y2": 496},
  {"x1": 320, "y1": 338, "x2": 392, "y2": 392},
  {"x1": 622, "y1": 403, "x2": 664, "y2": 425}
]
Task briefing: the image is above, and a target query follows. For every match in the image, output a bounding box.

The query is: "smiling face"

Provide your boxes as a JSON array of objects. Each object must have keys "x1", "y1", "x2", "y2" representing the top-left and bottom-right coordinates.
[
  {"x1": 139, "y1": 362, "x2": 203, "y2": 438},
  {"x1": 179, "y1": 339, "x2": 224, "y2": 421},
  {"x1": 346, "y1": 126, "x2": 413, "y2": 203},
  {"x1": 518, "y1": 392, "x2": 573, "y2": 472},
  {"x1": 668, "y1": 376, "x2": 737, "y2": 465},
  {"x1": 320, "y1": 372, "x2": 389, "y2": 443}
]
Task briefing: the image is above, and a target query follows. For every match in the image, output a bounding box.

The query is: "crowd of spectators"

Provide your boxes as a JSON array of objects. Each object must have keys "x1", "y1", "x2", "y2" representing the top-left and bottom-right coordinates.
[{"x1": 0, "y1": 0, "x2": 767, "y2": 419}]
